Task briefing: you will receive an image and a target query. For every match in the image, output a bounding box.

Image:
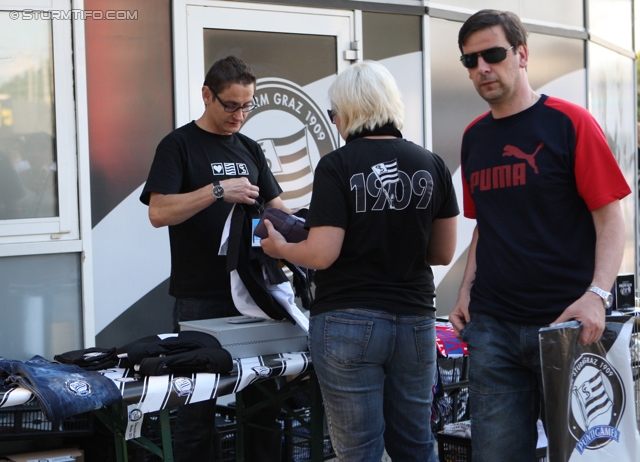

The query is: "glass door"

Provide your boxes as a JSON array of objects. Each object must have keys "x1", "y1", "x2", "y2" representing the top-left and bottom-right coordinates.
[{"x1": 174, "y1": 1, "x2": 357, "y2": 209}]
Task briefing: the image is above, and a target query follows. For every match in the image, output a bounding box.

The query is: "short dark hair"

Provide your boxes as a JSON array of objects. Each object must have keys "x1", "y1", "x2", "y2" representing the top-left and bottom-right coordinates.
[
  {"x1": 458, "y1": 9, "x2": 528, "y2": 54},
  {"x1": 203, "y1": 56, "x2": 256, "y2": 94}
]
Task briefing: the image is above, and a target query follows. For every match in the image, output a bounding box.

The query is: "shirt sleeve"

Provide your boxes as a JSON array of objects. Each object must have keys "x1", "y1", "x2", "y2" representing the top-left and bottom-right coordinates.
[
  {"x1": 140, "y1": 134, "x2": 186, "y2": 205},
  {"x1": 546, "y1": 98, "x2": 631, "y2": 210}
]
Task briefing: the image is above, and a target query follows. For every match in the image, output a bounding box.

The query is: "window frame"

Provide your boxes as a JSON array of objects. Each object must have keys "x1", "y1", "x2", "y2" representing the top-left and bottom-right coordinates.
[{"x1": 0, "y1": 0, "x2": 79, "y2": 247}]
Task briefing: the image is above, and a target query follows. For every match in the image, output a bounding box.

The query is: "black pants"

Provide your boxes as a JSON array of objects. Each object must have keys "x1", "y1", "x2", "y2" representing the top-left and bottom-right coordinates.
[{"x1": 172, "y1": 298, "x2": 283, "y2": 462}]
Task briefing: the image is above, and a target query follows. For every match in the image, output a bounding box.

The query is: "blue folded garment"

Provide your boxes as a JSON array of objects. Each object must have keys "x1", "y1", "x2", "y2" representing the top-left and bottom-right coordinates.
[{"x1": 0, "y1": 355, "x2": 122, "y2": 421}]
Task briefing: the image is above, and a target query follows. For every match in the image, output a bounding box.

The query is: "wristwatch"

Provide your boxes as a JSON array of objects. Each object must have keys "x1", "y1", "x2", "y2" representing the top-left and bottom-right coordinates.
[
  {"x1": 587, "y1": 285, "x2": 613, "y2": 309},
  {"x1": 212, "y1": 181, "x2": 224, "y2": 201}
]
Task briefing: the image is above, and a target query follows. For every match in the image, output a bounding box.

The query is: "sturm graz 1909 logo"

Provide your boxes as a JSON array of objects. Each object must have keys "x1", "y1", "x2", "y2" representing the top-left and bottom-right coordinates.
[
  {"x1": 569, "y1": 353, "x2": 625, "y2": 454},
  {"x1": 66, "y1": 379, "x2": 92, "y2": 396},
  {"x1": 242, "y1": 78, "x2": 339, "y2": 210},
  {"x1": 172, "y1": 377, "x2": 195, "y2": 397}
]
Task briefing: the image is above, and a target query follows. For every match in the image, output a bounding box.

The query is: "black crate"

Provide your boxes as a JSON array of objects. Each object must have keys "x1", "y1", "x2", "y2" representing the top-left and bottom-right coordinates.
[
  {"x1": 0, "y1": 401, "x2": 93, "y2": 440},
  {"x1": 436, "y1": 433, "x2": 547, "y2": 462},
  {"x1": 212, "y1": 414, "x2": 236, "y2": 462},
  {"x1": 280, "y1": 408, "x2": 334, "y2": 462},
  {"x1": 433, "y1": 356, "x2": 470, "y2": 432}
]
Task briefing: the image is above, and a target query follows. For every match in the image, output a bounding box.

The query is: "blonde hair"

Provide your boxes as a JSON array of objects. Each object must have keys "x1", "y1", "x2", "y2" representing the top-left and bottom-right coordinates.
[{"x1": 328, "y1": 61, "x2": 404, "y2": 136}]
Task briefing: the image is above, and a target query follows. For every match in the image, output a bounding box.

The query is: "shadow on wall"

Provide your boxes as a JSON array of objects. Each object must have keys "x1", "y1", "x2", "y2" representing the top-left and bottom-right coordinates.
[{"x1": 96, "y1": 279, "x2": 174, "y2": 348}]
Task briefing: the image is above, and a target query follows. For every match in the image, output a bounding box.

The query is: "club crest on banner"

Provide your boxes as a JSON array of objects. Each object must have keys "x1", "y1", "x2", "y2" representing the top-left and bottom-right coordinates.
[
  {"x1": 243, "y1": 78, "x2": 339, "y2": 210},
  {"x1": 568, "y1": 353, "x2": 625, "y2": 454},
  {"x1": 172, "y1": 377, "x2": 195, "y2": 397}
]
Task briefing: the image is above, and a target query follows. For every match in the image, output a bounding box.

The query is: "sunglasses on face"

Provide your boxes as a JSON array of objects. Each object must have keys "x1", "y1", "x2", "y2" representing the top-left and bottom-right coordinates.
[
  {"x1": 327, "y1": 109, "x2": 337, "y2": 124},
  {"x1": 460, "y1": 46, "x2": 514, "y2": 69}
]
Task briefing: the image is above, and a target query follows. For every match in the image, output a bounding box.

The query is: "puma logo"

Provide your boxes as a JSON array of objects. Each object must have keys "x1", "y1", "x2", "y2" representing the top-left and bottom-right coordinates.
[{"x1": 502, "y1": 143, "x2": 544, "y2": 174}]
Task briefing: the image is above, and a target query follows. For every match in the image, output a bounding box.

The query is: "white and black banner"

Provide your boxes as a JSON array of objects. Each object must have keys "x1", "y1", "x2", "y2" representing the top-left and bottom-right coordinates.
[{"x1": 539, "y1": 317, "x2": 640, "y2": 461}]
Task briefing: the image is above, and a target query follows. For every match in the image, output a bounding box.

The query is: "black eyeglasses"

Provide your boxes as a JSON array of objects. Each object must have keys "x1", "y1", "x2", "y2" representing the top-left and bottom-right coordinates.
[
  {"x1": 460, "y1": 46, "x2": 514, "y2": 69},
  {"x1": 212, "y1": 90, "x2": 258, "y2": 113},
  {"x1": 327, "y1": 109, "x2": 337, "y2": 124}
]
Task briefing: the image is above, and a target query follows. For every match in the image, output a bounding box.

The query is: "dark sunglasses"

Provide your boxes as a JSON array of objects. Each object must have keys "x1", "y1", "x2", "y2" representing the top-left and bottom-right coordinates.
[
  {"x1": 327, "y1": 109, "x2": 337, "y2": 124},
  {"x1": 460, "y1": 46, "x2": 514, "y2": 69}
]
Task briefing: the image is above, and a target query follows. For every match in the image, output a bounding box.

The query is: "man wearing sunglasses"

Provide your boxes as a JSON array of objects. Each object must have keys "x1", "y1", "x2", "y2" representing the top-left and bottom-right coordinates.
[
  {"x1": 140, "y1": 56, "x2": 289, "y2": 462},
  {"x1": 449, "y1": 9, "x2": 630, "y2": 462}
]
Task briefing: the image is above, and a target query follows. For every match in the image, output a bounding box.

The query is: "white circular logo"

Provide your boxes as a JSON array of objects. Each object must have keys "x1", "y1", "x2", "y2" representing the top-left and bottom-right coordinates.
[
  {"x1": 66, "y1": 379, "x2": 92, "y2": 397},
  {"x1": 129, "y1": 408, "x2": 143, "y2": 421},
  {"x1": 172, "y1": 377, "x2": 194, "y2": 397},
  {"x1": 568, "y1": 353, "x2": 625, "y2": 453},
  {"x1": 243, "y1": 78, "x2": 339, "y2": 210}
]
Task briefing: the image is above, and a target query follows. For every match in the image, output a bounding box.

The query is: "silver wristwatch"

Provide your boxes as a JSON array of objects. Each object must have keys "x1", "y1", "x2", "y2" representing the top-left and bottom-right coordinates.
[
  {"x1": 586, "y1": 285, "x2": 613, "y2": 309},
  {"x1": 212, "y1": 181, "x2": 224, "y2": 201}
]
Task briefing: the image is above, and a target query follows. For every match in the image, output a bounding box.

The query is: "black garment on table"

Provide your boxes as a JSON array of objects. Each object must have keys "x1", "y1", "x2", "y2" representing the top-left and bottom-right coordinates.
[
  {"x1": 137, "y1": 347, "x2": 233, "y2": 376},
  {"x1": 54, "y1": 347, "x2": 118, "y2": 371},
  {"x1": 0, "y1": 355, "x2": 121, "y2": 421},
  {"x1": 125, "y1": 331, "x2": 233, "y2": 375}
]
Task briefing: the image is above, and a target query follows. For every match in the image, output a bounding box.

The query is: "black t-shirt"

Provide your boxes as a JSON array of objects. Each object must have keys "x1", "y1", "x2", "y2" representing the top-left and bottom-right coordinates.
[
  {"x1": 140, "y1": 121, "x2": 282, "y2": 299},
  {"x1": 306, "y1": 137, "x2": 459, "y2": 316}
]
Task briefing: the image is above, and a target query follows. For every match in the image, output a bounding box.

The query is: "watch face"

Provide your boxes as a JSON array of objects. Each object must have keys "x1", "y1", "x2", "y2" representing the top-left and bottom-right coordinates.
[
  {"x1": 605, "y1": 293, "x2": 614, "y2": 308},
  {"x1": 213, "y1": 185, "x2": 224, "y2": 199}
]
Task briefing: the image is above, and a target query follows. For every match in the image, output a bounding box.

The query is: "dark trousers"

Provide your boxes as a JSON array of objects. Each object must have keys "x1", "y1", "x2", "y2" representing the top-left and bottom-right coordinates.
[{"x1": 172, "y1": 298, "x2": 283, "y2": 462}]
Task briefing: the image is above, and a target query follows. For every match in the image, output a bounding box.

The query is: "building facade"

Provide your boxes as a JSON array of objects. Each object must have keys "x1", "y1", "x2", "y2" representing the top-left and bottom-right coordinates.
[{"x1": 0, "y1": 0, "x2": 636, "y2": 357}]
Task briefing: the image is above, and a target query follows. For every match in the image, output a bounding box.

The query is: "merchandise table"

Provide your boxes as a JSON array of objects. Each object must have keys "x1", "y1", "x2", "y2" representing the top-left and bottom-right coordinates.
[{"x1": 0, "y1": 352, "x2": 323, "y2": 462}]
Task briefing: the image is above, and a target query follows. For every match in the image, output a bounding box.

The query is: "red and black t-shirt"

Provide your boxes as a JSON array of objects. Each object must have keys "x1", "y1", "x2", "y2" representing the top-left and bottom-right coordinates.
[{"x1": 461, "y1": 95, "x2": 631, "y2": 324}]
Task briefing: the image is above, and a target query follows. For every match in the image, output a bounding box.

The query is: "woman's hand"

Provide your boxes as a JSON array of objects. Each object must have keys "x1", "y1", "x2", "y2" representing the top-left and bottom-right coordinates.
[{"x1": 259, "y1": 219, "x2": 288, "y2": 259}]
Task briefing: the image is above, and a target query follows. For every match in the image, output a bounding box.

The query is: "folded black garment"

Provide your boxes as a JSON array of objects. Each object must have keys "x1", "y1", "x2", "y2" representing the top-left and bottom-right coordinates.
[
  {"x1": 0, "y1": 355, "x2": 121, "y2": 421},
  {"x1": 54, "y1": 347, "x2": 118, "y2": 371},
  {"x1": 126, "y1": 331, "x2": 224, "y2": 366},
  {"x1": 137, "y1": 347, "x2": 233, "y2": 376}
]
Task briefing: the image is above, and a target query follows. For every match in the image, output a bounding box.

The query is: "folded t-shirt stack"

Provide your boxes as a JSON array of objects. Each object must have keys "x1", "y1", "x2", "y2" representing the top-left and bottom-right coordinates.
[
  {"x1": 122, "y1": 331, "x2": 233, "y2": 376},
  {"x1": 54, "y1": 347, "x2": 119, "y2": 371}
]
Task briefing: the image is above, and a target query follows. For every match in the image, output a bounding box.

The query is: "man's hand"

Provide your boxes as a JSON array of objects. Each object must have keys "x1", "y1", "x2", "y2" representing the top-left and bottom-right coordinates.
[
  {"x1": 450, "y1": 297, "x2": 470, "y2": 341},
  {"x1": 219, "y1": 177, "x2": 259, "y2": 204},
  {"x1": 551, "y1": 292, "x2": 605, "y2": 345},
  {"x1": 259, "y1": 220, "x2": 288, "y2": 259}
]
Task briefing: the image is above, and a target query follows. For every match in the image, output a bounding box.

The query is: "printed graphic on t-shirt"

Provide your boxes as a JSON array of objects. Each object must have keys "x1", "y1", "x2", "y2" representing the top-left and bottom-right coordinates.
[
  {"x1": 502, "y1": 142, "x2": 544, "y2": 174},
  {"x1": 350, "y1": 159, "x2": 433, "y2": 212},
  {"x1": 467, "y1": 142, "x2": 543, "y2": 193},
  {"x1": 211, "y1": 162, "x2": 250, "y2": 177}
]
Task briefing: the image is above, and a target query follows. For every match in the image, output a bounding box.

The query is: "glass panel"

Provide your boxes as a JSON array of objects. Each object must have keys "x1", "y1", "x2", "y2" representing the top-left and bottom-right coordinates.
[
  {"x1": 588, "y1": 0, "x2": 633, "y2": 50},
  {"x1": 588, "y1": 43, "x2": 636, "y2": 275},
  {"x1": 0, "y1": 12, "x2": 57, "y2": 221},
  {"x1": 203, "y1": 29, "x2": 336, "y2": 88},
  {"x1": 429, "y1": 0, "x2": 583, "y2": 28},
  {"x1": 0, "y1": 253, "x2": 82, "y2": 361},
  {"x1": 202, "y1": 29, "x2": 340, "y2": 210}
]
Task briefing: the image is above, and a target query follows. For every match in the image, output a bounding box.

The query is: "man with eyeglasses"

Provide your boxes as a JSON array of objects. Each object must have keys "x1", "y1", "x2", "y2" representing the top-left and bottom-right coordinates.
[
  {"x1": 140, "y1": 56, "x2": 289, "y2": 462},
  {"x1": 449, "y1": 9, "x2": 630, "y2": 462}
]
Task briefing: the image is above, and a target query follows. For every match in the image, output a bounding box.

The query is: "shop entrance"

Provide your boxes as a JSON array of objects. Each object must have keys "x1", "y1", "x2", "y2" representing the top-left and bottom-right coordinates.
[{"x1": 174, "y1": 1, "x2": 358, "y2": 208}]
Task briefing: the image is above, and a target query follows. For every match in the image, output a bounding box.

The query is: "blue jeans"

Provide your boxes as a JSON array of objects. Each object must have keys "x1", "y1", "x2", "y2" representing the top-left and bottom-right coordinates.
[
  {"x1": 309, "y1": 308, "x2": 439, "y2": 462},
  {"x1": 460, "y1": 312, "x2": 544, "y2": 462}
]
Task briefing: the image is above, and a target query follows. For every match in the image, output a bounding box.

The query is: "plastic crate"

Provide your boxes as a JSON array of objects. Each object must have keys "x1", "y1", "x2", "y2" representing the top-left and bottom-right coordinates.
[
  {"x1": 212, "y1": 414, "x2": 236, "y2": 462},
  {"x1": 280, "y1": 408, "x2": 335, "y2": 462},
  {"x1": 433, "y1": 356, "x2": 470, "y2": 432},
  {"x1": 437, "y1": 432, "x2": 547, "y2": 462},
  {"x1": 0, "y1": 401, "x2": 93, "y2": 440}
]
